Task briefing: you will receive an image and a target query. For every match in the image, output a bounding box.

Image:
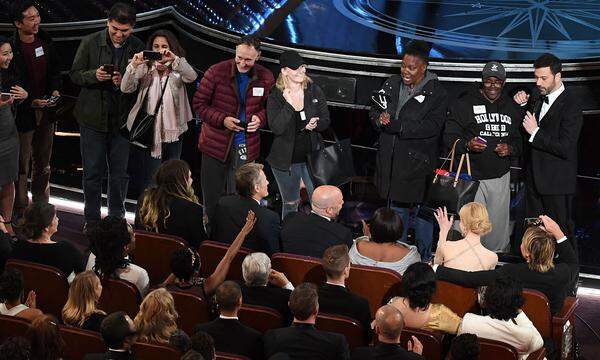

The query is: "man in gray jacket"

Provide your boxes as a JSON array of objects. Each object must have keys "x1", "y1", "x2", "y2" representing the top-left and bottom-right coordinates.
[{"x1": 70, "y1": 2, "x2": 143, "y2": 230}]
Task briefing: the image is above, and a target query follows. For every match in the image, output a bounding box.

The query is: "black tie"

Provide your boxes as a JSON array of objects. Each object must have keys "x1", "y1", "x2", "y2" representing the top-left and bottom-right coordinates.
[{"x1": 541, "y1": 95, "x2": 549, "y2": 104}]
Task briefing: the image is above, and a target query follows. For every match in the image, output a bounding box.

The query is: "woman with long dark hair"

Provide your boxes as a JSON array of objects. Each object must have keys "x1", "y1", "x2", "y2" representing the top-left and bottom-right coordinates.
[
  {"x1": 10, "y1": 202, "x2": 83, "y2": 281},
  {"x1": 86, "y1": 216, "x2": 150, "y2": 295},
  {"x1": 121, "y1": 29, "x2": 197, "y2": 190},
  {"x1": 0, "y1": 36, "x2": 28, "y2": 235},
  {"x1": 136, "y1": 159, "x2": 207, "y2": 249}
]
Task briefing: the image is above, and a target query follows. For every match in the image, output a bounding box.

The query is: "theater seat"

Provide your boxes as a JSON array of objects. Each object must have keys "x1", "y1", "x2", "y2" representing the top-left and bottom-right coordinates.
[
  {"x1": 198, "y1": 241, "x2": 251, "y2": 281},
  {"x1": 238, "y1": 304, "x2": 284, "y2": 333},
  {"x1": 271, "y1": 252, "x2": 324, "y2": 285},
  {"x1": 522, "y1": 289, "x2": 578, "y2": 359},
  {"x1": 478, "y1": 338, "x2": 519, "y2": 359},
  {"x1": 316, "y1": 312, "x2": 366, "y2": 348},
  {"x1": 60, "y1": 325, "x2": 106, "y2": 360},
  {"x1": 169, "y1": 290, "x2": 212, "y2": 335},
  {"x1": 5, "y1": 259, "x2": 69, "y2": 318},
  {"x1": 0, "y1": 315, "x2": 30, "y2": 342},
  {"x1": 98, "y1": 277, "x2": 141, "y2": 318},
  {"x1": 431, "y1": 281, "x2": 479, "y2": 317},
  {"x1": 216, "y1": 352, "x2": 251, "y2": 360},
  {"x1": 132, "y1": 230, "x2": 187, "y2": 285},
  {"x1": 132, "y1": 341, "x2": 180, "y2": 359},
  {"x1": 400, "y1": 327, "x2": 443, "y2": 360},
  {"x1": 346, "y1": 264, "x2": 402, "y2": 316}
]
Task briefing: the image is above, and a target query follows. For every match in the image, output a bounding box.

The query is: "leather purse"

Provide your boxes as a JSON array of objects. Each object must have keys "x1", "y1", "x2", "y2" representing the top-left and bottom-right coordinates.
[
  {"x1": 423, "y1": 140, "x2": 479, "y2": 216},
  {"x1": 122, "y1": 76, "x2": 169, "y2": 149},
  {"x1": 306, "y1": 128, "x2": 356, "y2": 187}
]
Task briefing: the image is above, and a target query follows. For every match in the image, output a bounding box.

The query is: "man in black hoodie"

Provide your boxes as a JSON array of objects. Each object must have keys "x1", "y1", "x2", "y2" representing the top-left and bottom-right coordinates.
[
  {"x1": 444, "y1": 62, "x2": 522, "y2": 253},
  {"x1": 10, "y1": 1, "x2": 62, "y2": 221}
]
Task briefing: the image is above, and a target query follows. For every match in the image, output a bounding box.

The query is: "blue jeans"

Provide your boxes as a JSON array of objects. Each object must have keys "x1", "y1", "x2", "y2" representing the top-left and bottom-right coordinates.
[
  {"x1": 140, "y1": 140, "x2": 183, "y2": 191},
  {"x1": 80, "y1": 126, "x2": 130, "y2": 222},
  {"x1": 272, "y1": 163, "x2": 315, "y2": 220},
  {"x1": 390, "y1": 204, "x2": 433, "y2": 261}
]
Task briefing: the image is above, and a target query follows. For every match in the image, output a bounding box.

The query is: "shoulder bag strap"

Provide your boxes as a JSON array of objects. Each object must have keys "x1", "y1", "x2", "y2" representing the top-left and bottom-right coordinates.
[{"x1": 151, "y1": 75, "x2": 170, "y2": 115}]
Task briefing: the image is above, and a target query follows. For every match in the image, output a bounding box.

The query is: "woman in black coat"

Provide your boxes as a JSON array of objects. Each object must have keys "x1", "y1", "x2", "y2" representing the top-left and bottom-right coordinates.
[
  {"x1": 266, "y1": 50, "x2": 330, "y2": 220},
  {"x1": 369, "y1": 40, "x2": 448, "y2": 261}
]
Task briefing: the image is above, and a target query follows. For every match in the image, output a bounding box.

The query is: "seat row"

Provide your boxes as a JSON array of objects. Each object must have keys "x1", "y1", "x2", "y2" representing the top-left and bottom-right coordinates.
[{"x1": 3, "y1": 230, "x2": 579, "y2": 359}]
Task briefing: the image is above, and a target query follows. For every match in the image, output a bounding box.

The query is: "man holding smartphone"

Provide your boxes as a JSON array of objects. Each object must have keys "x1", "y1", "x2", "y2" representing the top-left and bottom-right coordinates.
[
  {"x1": 9, "y1": 1, "x2": 62, "y2": 221},
  {"x1": 444, "y1": 62, "x2": 523, "y2": 253},
  {"x1": 70, "y1": 2, "x2": 143, "y2": 231},
  {"x1": 193, "y1": 36, "x2": 274, "y2": 230}
]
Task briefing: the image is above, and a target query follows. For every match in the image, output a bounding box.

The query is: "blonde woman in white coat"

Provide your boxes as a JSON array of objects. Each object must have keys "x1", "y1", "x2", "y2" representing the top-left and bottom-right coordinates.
[{"x1": 121, "y1": 30, "x2": 197, "y2": 190}]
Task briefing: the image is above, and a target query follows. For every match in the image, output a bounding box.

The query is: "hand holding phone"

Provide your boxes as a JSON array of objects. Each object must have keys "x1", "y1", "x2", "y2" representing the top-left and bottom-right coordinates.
[
  {"x1": 143, "y1": 51, "x2": 162, "y2": 61},
  {"x1": 524, "y1": 217, "x2": 543, "y2": 227},
  {"x1": 0, "y1": 93, "x2": 13, "y2": 102}
]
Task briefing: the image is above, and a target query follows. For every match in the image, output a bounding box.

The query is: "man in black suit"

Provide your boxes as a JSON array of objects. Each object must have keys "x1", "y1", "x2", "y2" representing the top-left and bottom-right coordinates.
[
  {"x1": 83, "y1": 311, "x2": 136, "y2": 360},
  {"x1": 241, "y1": 252, "x2": 294, "y2": 324},
  {"x1": 281, "y1": 185, "x2": 353, "y2": 258},
  {"x1": 319, "y1": 244, "x2": 372, "y2": 341},
  {"x1": 263, "y1": 283, "x2": 350, "y2": 359},
  {"x1": 194, "y1": 281, "x2": 263, "y2": 359},
  {"x1": 515, "y1": 53, "x2": 582, "y2": 252},
  {"x1": 213, "y1": 163, "x2": 280, "y2": 254},
  {"x1": 351, "y1": 305, "x2": 424, "y2": 360}
]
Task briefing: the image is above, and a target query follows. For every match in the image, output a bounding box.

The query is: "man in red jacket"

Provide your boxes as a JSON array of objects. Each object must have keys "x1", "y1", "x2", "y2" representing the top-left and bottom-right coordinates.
[{"x1": 193, "y1": 36, "x2": 274, "y2": 228}]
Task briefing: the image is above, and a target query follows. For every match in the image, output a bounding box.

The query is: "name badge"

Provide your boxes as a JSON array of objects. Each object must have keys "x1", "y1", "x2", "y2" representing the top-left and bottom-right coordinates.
[
  {"x1": 300, "y1": 111, "x2": 307, "y2": 121},
  {"x1": 252, "y1": 87, "x2": 264, "y2": 96},
  {"x1": 414, "y1": 95, "x2": 425, "y2": 103},
  {"x1": 35, "y1": 46, "x2": 44, "y2": 57},
  {"x1": 473, "y1": 105, "x2": 486, "y2": 114}
]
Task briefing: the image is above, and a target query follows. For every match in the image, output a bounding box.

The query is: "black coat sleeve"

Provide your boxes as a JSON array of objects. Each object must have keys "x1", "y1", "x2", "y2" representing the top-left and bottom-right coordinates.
[
  {"x1": 267, "y1": 88, "x2": 296, "y2": 136},
  {"x1": 312, "y1": 84, "x2": 331, "y2": 131},
  {"x1": 256, "y1": 210, "x2": 281, "y2": 255},
  {"x1": 531, "y1": 97, "x2": 582, "y2": 160},
  {"x1": 436, "y1": 266, "x2": 499, "y2": 287}
]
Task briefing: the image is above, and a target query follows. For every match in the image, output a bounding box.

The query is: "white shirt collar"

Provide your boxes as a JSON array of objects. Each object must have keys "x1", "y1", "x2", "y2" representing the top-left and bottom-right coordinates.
[
  {"x1": 219, "y1": 315, "x2": 239, "y2": 320},
  {"x1": 326, "y1": 281, "x2": 345, "y2": 288},
  {"x1": 311, "y1": 210, "x2": 331, "y2": 221},
  {"x1": 546, "y1": 83, "x2": 564, "y2": 106}
]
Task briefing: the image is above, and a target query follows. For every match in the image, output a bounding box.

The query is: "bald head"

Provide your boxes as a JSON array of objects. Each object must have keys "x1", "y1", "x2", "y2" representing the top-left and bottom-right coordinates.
[
  {"x1": 375, "y1": 305, "x2": 404, "y2": 341},
  {"x1": 311, "y1": 185, "x2": 344, "y2": 218}
]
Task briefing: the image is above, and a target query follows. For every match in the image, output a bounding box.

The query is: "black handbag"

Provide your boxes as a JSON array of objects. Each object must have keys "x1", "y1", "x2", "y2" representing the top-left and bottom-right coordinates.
[
  {"x1": 423, "y1": 140, "x2": 479, "y2": 216},
  {"x1": 306, "y1": 128, "x2": 356, "y2": 187},
  {"x1": 122, "y1": 76, "x2": 169, "y2": 149}
]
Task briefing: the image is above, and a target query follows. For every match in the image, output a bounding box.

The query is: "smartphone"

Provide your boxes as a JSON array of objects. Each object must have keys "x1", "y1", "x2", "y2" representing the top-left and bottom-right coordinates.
[
  {"x1": 143, "y1": 51, "x2": 162, "y2": 61},
  {"x1": 524, "y1": 217, "x2": 543, "y2": 227},
  {"x1": 476, "y1": 136, "x2": 488, "y2": 144},
  {"x1": 238, "y1": 121, "x2": 248, "y2": 131},
  {"x1": 45, "y1": 95, "x2": 61, "y2": 105},
  {"x1": 0, "y1": 93, "x2": 13, "y2": 101},
  {"x1": 102, "y1": 64, "x2": 115, "y2": 74}
]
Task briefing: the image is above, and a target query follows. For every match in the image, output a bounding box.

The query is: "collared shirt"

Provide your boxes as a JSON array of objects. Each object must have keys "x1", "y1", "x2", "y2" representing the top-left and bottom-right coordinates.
[
  {"x1": 325, "y1": 281, "x2": 346, "y2": 288},
  {"x1": 311, "y1": 211, "x2": 331, "y2": 222},
  {"x1": 219, "y1": 315, "x2": 239, "y2": 320},
  {"x1": 529, "y1": 83, "x2": 565, "y2": 142}
]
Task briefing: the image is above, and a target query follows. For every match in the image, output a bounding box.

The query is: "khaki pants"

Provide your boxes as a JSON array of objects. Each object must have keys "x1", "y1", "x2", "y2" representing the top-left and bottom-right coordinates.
[{"x1": 15, "y1": 111, "x2": 54, "y2": 216}]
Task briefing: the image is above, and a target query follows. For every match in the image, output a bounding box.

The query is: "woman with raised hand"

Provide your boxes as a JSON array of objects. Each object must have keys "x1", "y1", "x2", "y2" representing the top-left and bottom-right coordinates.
[
  {"x1": 121, "y1": 29, "x2": 197, "y2": 191},
  {"x1": 434, "y1": 203, "x2": 498, "y2": 271},
  {"x1": 163, "y1": 210, "x2": 256, "y2": 298}
]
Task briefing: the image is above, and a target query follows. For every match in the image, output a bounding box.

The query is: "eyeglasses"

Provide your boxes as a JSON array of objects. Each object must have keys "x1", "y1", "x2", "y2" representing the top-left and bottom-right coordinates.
[{"x1": 483, "y1": 79, "x2": 504, "y2": 87}]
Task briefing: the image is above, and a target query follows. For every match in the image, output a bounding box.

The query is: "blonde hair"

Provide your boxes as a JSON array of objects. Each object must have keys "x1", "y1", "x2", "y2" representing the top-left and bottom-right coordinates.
[
  {"x1": 62, "y1": 271, "x2": 105, "y2": 327},
  {"x1": 134, "y1": 288, "x2": 178, "y2": 343},
  {"x1": 275, "y1": 72, "x2": 312, "y2": 91},
  {"x1": 139, "y1": 160, "x2": 199, "y2": 232},
  {"x1": 459, "y1": 202, "x2": 492, "y2": 236},
  {"x1": 522, "y1": 227, "x2": 555, "y2": 273}
]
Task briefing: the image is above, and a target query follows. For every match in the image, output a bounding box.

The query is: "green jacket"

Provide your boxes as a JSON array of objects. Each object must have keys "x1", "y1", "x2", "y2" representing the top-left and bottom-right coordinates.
[{"x1": 70, "y1": 29, "x2": 144, "y2": 132}]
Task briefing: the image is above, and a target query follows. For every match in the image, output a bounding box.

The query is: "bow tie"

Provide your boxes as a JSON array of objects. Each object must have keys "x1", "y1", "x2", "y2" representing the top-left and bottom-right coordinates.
[{"x1": 540, "y1": 95, "x2": 549, "y2": 104}]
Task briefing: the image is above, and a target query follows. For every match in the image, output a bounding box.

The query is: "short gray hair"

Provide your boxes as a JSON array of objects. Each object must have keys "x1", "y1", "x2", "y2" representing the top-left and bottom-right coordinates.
[{"x1": 242, "y1": 252, "x2": 271, "y2": 286}]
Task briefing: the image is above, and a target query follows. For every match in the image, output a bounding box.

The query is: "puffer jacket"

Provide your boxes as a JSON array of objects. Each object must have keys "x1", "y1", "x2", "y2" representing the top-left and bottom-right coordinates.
[{"x1": 192, "y1": 59, "x2": 274, "y2": 162}]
